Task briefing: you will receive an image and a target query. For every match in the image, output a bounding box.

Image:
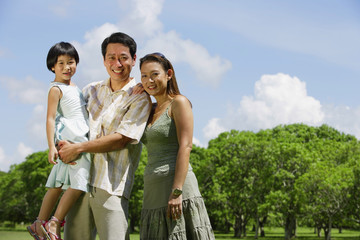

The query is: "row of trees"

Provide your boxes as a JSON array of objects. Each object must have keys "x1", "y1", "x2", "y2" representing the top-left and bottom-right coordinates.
[{"x1": 1, "y1": 124, "x2": 359, "y2": 240}]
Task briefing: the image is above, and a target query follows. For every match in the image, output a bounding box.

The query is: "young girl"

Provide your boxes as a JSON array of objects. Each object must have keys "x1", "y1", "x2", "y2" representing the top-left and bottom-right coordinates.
[{"x1": 27, "y1": 42, "x2": 90, "y2": 240}]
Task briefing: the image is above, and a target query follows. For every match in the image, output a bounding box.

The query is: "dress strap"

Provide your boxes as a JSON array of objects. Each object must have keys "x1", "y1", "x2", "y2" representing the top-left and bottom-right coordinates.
[
  {"x1": 165, "y1": 98, "x2": 175, "y2": 118},
  {"x1": 166, "y1": 99, "x2": 175, "y2": 109}
]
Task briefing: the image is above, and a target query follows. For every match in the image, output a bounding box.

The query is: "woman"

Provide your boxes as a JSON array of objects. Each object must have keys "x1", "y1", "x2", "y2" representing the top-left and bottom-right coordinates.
[{"x1": 139, "y1": 53, "x2": 215, "y2": 239}]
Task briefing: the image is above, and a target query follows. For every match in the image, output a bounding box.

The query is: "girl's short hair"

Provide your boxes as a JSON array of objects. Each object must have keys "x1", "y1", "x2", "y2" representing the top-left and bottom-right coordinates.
[{"x1": 46, "y1": 42, "x2": 79, "y2": 73}]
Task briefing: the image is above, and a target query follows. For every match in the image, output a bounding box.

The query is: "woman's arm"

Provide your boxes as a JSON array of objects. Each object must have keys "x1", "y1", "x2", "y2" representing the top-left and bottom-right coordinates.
[
  {"x1": 46, "y1": 87, "x2": 61, "y2": 165},
  {"x1": 167, "y1": 95, "x2": 193, "y2": 219},
  {"x1": 171, "y1": 95, "x2": 193, "y2": 190}
]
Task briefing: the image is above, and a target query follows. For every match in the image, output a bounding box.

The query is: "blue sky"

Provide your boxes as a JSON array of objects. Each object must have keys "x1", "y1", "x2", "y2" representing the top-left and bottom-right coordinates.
[{"x1": 1, "y1": 0, "x2": 360, "y2": 171}]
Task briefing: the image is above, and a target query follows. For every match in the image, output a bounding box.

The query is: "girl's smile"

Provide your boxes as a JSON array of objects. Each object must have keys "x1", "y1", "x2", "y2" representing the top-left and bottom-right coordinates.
[{"x1": 52, "y1": 54, "x2": 77, "y2": 83}]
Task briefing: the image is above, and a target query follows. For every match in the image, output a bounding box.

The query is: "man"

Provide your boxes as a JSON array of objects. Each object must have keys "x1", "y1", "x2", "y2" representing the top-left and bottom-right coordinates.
[{"x1": 58, "y1": 32, "x2": 151, "y2": 240}]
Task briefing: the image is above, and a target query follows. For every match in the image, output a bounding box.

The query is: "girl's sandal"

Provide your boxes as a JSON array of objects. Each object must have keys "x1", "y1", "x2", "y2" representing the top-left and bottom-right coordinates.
[
  {"x1": 27, "y1": 218, "x2": 47, "y2": 240},
  {"x1": 41, "y1": 216, "x2": 65, "y2": 240}
]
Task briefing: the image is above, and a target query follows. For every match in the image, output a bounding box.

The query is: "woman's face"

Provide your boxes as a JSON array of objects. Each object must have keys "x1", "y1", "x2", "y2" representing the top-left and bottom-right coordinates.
[{"x1": 140, "y1": 61, "x2": 172, "y2": 97}]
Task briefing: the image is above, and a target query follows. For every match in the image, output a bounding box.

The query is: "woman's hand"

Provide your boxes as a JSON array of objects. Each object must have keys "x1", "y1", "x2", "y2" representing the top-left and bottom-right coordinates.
[
  {"x1": 132, "y1": 83, "x2": 145, "y2": 95},
  {"x1": 48, "y1": 146, "x2": 58, "y2": 165},
  {"x1": 167, "y1": 192, "x2": 182, "y2": 220}
]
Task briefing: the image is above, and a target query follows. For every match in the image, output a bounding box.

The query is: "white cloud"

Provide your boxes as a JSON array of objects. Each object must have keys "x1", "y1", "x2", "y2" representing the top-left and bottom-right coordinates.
[
  {"x1": 203, "y1": 73, "x2": 325, "y2": 141},
  {"x1": 203, "y1": 118, "x2": 227, "y2": 141},
  {"x1": 73, "y1": 23, "x2": 119, "y2": 87},
  {"x1": 0, "y1": 75, "x2": 47, "y2": 104},
  {"x1": 141, "y1": 31, "x2": 232, "y2": 87},
  {"x1": 322, "y1": 105, "x2": 360, "y2": 139},
  {"x1": 28, "y1": 104, "x2": 47, "y2": 148},
  {"x1": 0, "y1": 147, "x2": 5, "y2": 171},
  {"x1": 238, "y1": 73, "x2": 324, "y2": 129},
  {"x1": 73, "y1": 0, "x2": 231, "y2": 88},
  {"x1": 0, "y1": 143, "x2": 33, "y2": 172},
  {"x1": 116, "y1": 0, "x2": 164, "y2": 38},
  {"x1": 49, "y1": 0, "x2": 72, "y2": 17},
  {"x1": 203, "y1": 73, "x2": 360, "y2": 142},
  {"x1": 0, "y1": 75, "x2": 47, "y2": 149},
  {"x1": 193, "y1": 137, "x2": 205, "y2": 148},
  {"x1": 73, "y1": 0, "x2": 166, "y2": 87},
  {"x1": 17, "y1": 142, "x2": 33, "y2": 160}
]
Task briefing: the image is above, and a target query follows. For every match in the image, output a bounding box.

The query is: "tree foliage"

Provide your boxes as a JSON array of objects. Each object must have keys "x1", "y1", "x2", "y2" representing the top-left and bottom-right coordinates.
[
  {"x1": 1, "y1": 124, "x2": 359, "y2": 240},
  {"x1": 129, "y1": 146, "x2": 147, "y2": 232},
  {"x1": 0, "y1": 151, "x2": 51, "y2": 223}
]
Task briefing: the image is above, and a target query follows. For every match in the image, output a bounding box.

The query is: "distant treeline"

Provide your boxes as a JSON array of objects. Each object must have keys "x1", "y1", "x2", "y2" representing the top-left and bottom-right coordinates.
[{"x1": 0, "y1": 124, "x2": 359, "y2": 240}]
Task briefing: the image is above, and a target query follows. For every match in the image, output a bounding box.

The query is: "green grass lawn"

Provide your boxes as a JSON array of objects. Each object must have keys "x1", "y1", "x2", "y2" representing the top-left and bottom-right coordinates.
[
  {"x1": 0, "y1": 226, "x2": 359, "y2": 240},
  {"x1": 0, "y1": 231, "x2": 139, "y2": 240}
]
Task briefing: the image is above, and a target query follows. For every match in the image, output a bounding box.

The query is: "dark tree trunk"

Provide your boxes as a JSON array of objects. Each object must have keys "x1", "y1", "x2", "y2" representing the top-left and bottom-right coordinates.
[
  {"x1": 259, "y1": 216, "x2": 267, "y2": 237},
  {"x1": 292, "y1": 218, "x2": 297, "y2": 237},
  {"x1": 324, "y1": 228, "x2": 330, "y2": 240},
  {"x1": 254, "y1": 217, "x2": 259, "y2": 239},
  {"x1": 242, "y1": 221, "x2": 247, "y2": 237},
  {"x1": 234, "y1": 216, "x2": 243, "y2": 238},
  {"x1": 226, "y1": 220, "x2": 232, "y2": 233},
  {"x1": 129, "y1": 218, "x2": 136, "y2": 233},
  {"x1": 284, "y1": 215, "x2": 296, "y2": 240},
  {"x1": 317, "y1": 227, "x2": 322, "y2": 238},
  {"x1": 323, "y1": 218, "x2": 332, "y2": 240}
]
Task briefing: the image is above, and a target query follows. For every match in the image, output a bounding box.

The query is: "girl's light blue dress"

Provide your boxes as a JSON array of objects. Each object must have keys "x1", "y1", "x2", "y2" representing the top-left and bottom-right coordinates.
[{"x1": 45, "y1": 82, "x2": 90, "y2": 192}]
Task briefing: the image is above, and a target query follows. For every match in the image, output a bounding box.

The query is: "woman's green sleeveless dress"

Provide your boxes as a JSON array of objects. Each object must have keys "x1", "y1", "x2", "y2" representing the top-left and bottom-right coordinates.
[{"x1": 140, "y1": 104, "x2": 215, "y2": 240}]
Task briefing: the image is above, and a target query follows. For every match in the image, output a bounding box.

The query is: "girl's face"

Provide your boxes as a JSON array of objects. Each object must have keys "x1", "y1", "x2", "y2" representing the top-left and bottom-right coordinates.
[
  {"x1": 140, "y1": 61, "x2": 172, "y2": 97},
  {"x1": 52, "y1": 54, "x2": 77, "y2": 83}
]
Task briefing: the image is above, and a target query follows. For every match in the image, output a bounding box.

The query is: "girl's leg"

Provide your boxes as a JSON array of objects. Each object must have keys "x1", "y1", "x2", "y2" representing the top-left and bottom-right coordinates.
[
  {"x1": 38, "y1": 187, "x2": 63, "y2": 220},
  {"x1": 55, "y1": 187, "x2": 83, "y2": 220},
  {"x1": 28, "y1": 187, "x2": 62, "y2": 239},
  {"x1": 45, "y1": 188, "x2": 83, "y2": 238}
]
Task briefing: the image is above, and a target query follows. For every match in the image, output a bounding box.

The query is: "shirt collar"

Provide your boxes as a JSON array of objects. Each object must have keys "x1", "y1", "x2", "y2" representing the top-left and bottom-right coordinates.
[{"x1": 101, "y1": 77, "x2": 137, "y2": 95}]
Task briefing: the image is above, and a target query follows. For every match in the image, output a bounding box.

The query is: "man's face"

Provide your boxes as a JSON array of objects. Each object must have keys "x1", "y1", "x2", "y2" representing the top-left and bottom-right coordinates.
[{"x1": 103, "y1": 43, "x2": 136, "y2": 83}]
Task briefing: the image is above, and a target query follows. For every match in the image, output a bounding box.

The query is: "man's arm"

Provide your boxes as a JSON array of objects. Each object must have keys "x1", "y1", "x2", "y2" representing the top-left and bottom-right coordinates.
[{"x1": 58, "y1": 133, "x2": 132, "y2": 163}]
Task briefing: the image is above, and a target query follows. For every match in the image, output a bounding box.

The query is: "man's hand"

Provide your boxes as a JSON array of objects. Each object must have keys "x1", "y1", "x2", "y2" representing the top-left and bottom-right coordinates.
[{"x1": 58, "y1": 140, "x2": 79, "y2": 165}]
